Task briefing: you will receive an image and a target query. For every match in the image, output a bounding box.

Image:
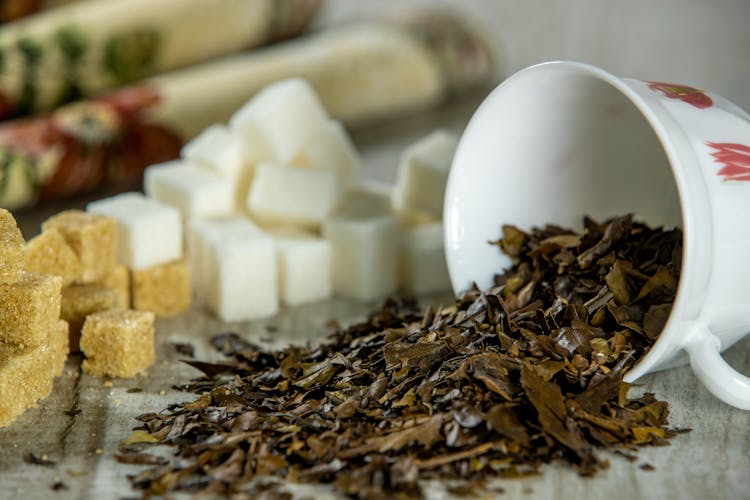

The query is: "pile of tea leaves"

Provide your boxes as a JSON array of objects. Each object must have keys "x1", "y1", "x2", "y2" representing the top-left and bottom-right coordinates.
[{"x1": 123, "y1": 215, "x2": 687, "y2": 498}]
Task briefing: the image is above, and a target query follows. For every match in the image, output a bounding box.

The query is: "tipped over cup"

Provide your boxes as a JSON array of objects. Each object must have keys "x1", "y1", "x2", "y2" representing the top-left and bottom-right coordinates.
[{"x1": 444, "y1": 61, "x2": 750, "y2": 409}]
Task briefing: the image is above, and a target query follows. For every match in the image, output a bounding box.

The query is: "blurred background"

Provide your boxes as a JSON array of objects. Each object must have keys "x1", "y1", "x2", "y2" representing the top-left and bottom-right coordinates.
[
  {"x1": 321, "y1": 0, "x2": 750, "y2": 109},
  {"x1": 320, "y1": 0, "x2": 750, "y2": 183},
  {"x1": 1, "y1": 0, "x2": 748, "y2": 221}
]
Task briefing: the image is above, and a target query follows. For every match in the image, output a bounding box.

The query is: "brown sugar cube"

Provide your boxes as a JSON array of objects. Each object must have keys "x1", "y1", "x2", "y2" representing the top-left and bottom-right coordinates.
[
  {"x1": 0, "y1": 208, "x2": 25, "y2": 284},
  {"x1": 99, "y1": 265, "x2": 130, "y2": 309},
  {"x1": 0, "y1": 320, "x2": 68, "y2": 427},
  {"x1": 0, "y1": 345, "x2": 54, "y2": 427},
  {"x1": 61, "y1": 283, "x2": 119, "y2": 350},
  {"x1": 49, "y1": 319, "x2": 70, "y2": 378},
  {"x1": 24, "y1": 228, "x2": 82, "y2": 286},
  {"x1": 80, "y1": 309, "x2": 155, "y2": 378},
  {"x1": 0, "y1": 272, "x2": 62, "y2": 348},
  {"x1": 131, "y1": 257, "x2": 191, "y2": 316},
  {"x1": 42, "y1": 210, "x2": 117, "y2": 283}
]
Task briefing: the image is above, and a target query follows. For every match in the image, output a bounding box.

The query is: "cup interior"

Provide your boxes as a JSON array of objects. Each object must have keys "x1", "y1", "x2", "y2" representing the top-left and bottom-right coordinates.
[{"x1": 444, "y1": 62, "x2": 683, "y2": 293}]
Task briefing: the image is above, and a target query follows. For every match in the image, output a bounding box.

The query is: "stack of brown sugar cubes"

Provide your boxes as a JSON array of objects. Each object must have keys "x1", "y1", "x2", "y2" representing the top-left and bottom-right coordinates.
[
  {"x1": 25, "y1": 209, "x2": 160, "y2": 380},
  {"x1": 38, "y1": 210, "x2": 124, "y2": 349},
  {"x1": 0, "y1": 209, "x2": 68, "y2": 426}
]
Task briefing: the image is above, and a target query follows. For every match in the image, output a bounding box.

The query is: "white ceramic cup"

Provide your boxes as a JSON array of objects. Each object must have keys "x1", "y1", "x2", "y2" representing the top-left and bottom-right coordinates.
[{"x1": 444, "y1": 61, "x2": 750, "y2": 410}]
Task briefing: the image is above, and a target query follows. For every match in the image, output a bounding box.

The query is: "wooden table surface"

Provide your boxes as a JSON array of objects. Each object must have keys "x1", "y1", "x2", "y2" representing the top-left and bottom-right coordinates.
[
  {"x1": 3, "y1": 94, "x2": 750, "y2": 500},
  {"x1": 1, "y1": 304, "x2": 749, "y2": 500}
]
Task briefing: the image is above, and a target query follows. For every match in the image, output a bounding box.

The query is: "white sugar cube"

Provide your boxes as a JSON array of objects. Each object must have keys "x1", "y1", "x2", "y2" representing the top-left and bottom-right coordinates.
[
  {"x1": 187, "y1": 216, "x2": 261, "y2": 303},
  {"x1": 289, "y1": 121, "x2": 361, "y2": 182},
  {"x1": 230, "y1": 78, "x2": 329, "y2": 163},
  {"x1": 322, "y1": 193, "x2": 398, "y2": 301},
  {"x1": 191, "y1": 217, "x2": 278, "y2": 321},
  {"x1": 87, "y1": 192, "x2": 182, "y2": 270},
  {"x1": 208, "y1": 239, "x2": 278, "y2": 322},
  {"x1": 321, "y1": 185, "x2": 398, "y2": 301},
  {"x1": 399, "y1": 222, "x2": 451, "y2": 294},
  {"x1": 269, "y1": 228, "x2": 332, "y2": 306},
  {"x1": 186, "y1": 217, "x2": 219, "y2": 302},
  {"x1": 392, "y1": 130, "x2": 459, "y2": 219},
  {"x1": 232, "y1": 120, "x2": 278, "y2": 166},
  {"x1": 144, "y1": 160, "x2": 235, "y2": 219},
  {"x1": 181, "y1": 124, "x2": 245, "y2": 180},
  {"x1": 397, "y1": 209, "x2": 438, "y2": 229},
  {"x1": 182, "y1": 124, "x2": 270, "y2": 208},
  {"x1": 338, "y1": 181, "x2": 393, "y2": 216},
  {"x1": 186, "y1": 219, "x2": 209, "y2": 300},
  {"x1": 339, "y1": 181, "x2": 433, "y2": 228},
  {"x1": 248, "y1": 163, "x2": 341, "y2": 228}
]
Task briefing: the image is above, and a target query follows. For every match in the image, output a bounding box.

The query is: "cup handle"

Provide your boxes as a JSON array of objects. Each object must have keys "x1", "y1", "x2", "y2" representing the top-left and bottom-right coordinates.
[{"x1": 684, "y1": 323, "x2": 750, "y2": 410}]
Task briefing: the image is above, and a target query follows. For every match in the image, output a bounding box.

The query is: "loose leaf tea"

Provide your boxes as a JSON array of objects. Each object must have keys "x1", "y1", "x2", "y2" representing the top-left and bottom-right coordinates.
[
  {"x1": 124, "y1": 215, "x2": 686, "y2": 498},
  {"x1": 24, "y1": 452, "x2": 56, "y2": 467}
]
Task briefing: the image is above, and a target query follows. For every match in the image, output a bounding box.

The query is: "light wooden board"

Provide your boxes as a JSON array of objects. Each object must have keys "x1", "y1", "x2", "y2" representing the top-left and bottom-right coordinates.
[{"x1": 1, "y1": 302, "x2": 748, "y2": 500}]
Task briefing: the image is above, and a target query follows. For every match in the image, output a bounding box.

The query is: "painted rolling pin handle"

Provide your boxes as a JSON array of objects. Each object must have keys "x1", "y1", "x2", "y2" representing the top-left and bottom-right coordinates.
[{"x1": 685, "y1": 323, "x2": 750, "y2": 410}]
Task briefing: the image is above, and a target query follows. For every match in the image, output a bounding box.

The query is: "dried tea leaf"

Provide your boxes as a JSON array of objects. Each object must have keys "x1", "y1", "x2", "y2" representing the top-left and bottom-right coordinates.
[
  {"x1": 539, "y1": 234, "x2": 581, "y2": 249},
  {"x1": 484, "y1": 405, "x2": 529, "y2": 446},
  {"x1": 417, "y1": 442, "x2": 496, "y2": 470},
  {"x1": 256, "y1": 454, "x2": 289, "y2": 475},
  {"x1": 462, "y1": 353, "x2": 516, "y2": 401},
  {"x1": 182, "y1": 360, "x2": 239, "y2": 378},
  {"x1": 589, "y1": 338, "x2": 611, "y2": 356},
  {"x1": 577, "y1": 215, "x2": 632, "y2": 268},
  {"x1": 211, "y1": 331, "x2": 254, "y2": 354},
  {"x1": 115, "y1": 453, "x2": 168, "y2": 465},
  {"x1": 171, "y1": 342, "x2": 195, "y2": 357},
  {"x1": 24, "y1": 452, "x2": 56, "y2": 467},
  {"x1": 575, "y1": 352, "x2": 634, "y2": 413},
  {"x1": 606, "y1": 260, "x2": 635, "y2": 305},
  {"x1": 121, "y1": 215, "x2": 683, "y2": 499},
  {"x1": 184, "y1": 393, "x2": 212, "y2": 411},
  {"x1": 369, "y1": 415, "x2": 443, "y2": 453},
  {"x1": 498, "y1": 225, "x2": 527, "y2": 257},
  {"x1": 636, "y1": 266, "x2": 676, "y2": 302},
  {"x1": 123, "y1": 430, "x2": 161, "y2": 446},
  {"x1": 632, "y1": 426, "x2": 666, "y2": 444},
  {"x1": 643, "y1": 304, "x2": 672, "y2": 339},
  {"x1": 292, "y1": 360, "x2": 337, "y2": 389},
  {"x1": 452, "y1": 403, "x2": 484, "y2": 429}
]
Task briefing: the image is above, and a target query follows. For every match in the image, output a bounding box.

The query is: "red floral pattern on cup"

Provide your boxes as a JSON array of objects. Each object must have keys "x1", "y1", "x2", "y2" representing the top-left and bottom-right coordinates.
[
  {"x1": 706, "y1": 142, "x2": 750, "y2": 182},
  {"x1": 648, "y1": 82, "x2": 713, "y2": 109}
]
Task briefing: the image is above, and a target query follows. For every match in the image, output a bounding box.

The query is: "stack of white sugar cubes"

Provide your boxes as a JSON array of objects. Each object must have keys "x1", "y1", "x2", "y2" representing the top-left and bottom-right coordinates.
[{"x1": 85, "y1": 78, "x2": 457, "y2": 322}]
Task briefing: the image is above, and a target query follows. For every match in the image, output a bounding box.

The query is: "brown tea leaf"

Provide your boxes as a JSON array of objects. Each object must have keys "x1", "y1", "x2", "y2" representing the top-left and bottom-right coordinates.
[
  {"x1": 24, "y1": 452, "x2": 56, "y2": 467},
  {"x1": 643, "y1": 304, "x2": 672, "y2": 339},
  {"x1": 123, "y1": 430, "x2": 161, "y2": 446},
  {"x1": 369, "y1": 415, "x2": 444, "y2": 453},
  {"x1": 577, "y1": 215, "x2": 632, "y2": 268},
  {"x1": 606, "y1": 260, "x2": 635, "y2": 305},
  {"x1": 122, "y1": 215, "x2": 683, "y2": 499},
  {"x1": 498, "y1": 225, "x2": 527, "y2": 257},
  {"x1": 115, "y1": 453, "x2": 168, "y2": 465},
  {"x1": 636, "y1": 266, "x2": 676, "y2": 302},
  {"x1": 462, "y1": 353, "x2": 517, "y2": 401},
  {"x1": 484, "y1": 405, "x2": 530, "y2": 446}
]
